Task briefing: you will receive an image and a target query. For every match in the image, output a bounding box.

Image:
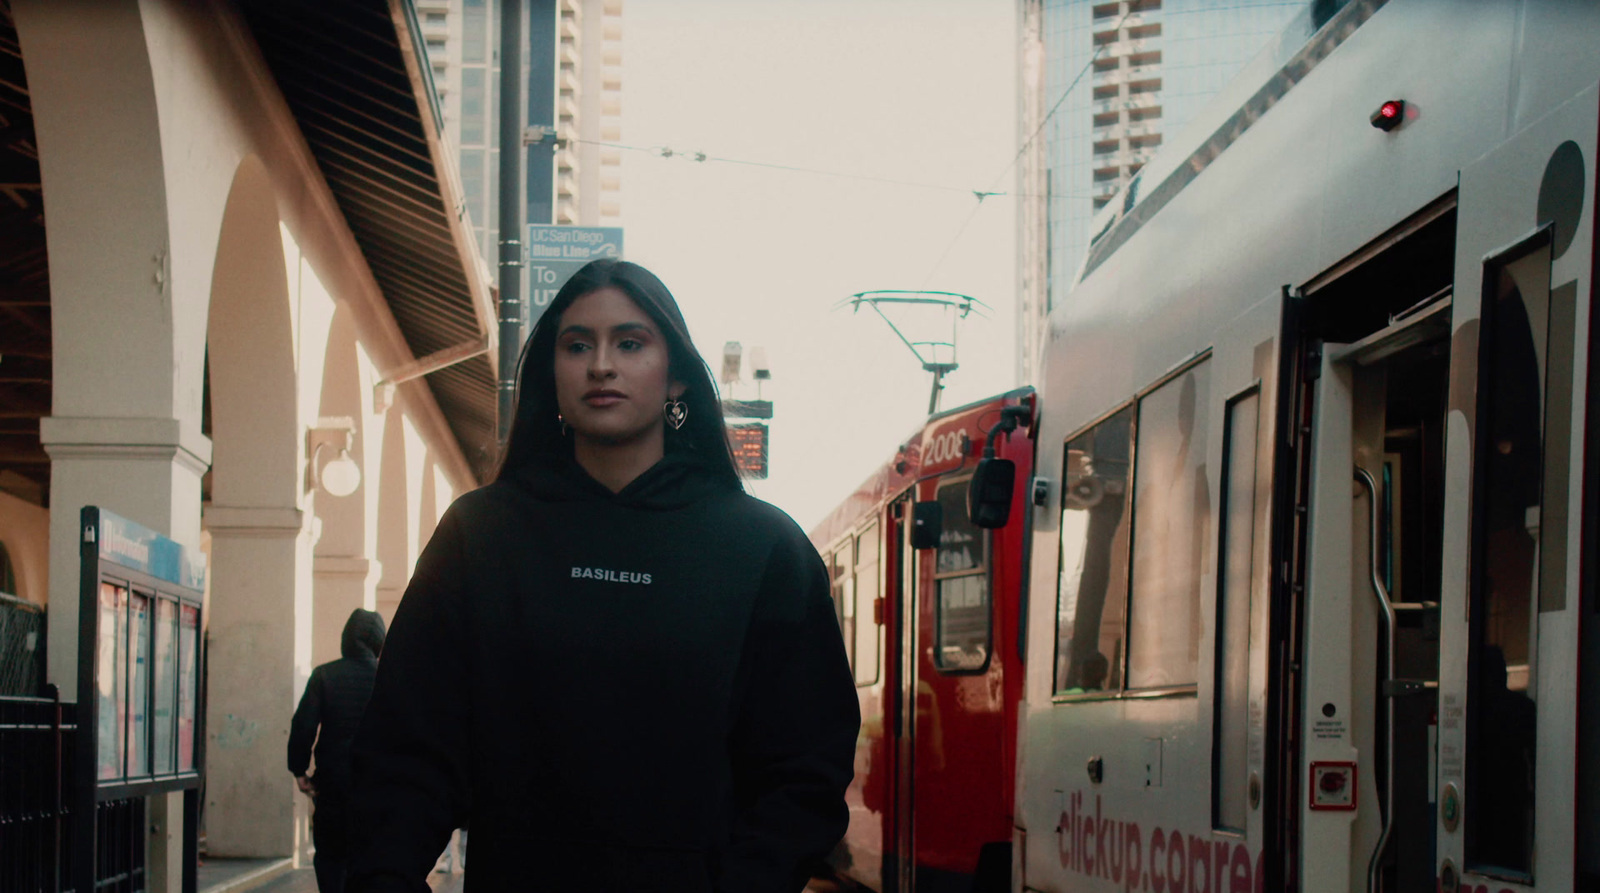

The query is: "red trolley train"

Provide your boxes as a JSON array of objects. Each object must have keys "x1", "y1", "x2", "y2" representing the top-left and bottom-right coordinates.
[{"x1": 809, "y1": 388, "x2": 1036, "y2": 893}]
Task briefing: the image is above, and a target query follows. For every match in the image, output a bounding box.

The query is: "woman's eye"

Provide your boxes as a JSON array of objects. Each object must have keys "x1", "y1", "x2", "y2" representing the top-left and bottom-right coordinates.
[
  {"x1": 618, "y1": 338, "x2": 644, "y2": 352},
  {"x1": 563, "y1": 341, "x2": 591, "y2": 354}
]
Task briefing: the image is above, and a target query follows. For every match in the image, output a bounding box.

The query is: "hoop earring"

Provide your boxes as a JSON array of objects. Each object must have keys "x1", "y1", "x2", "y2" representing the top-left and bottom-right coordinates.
[
  {"x1": 663, "y1": 398, "x2": 688, "y2": 431},
  {"x1": 557, "y1": 414, "x2": 571, "y2": 436}
]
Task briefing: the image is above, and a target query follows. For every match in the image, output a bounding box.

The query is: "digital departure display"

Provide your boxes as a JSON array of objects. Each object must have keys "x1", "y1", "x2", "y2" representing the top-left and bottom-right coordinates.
[{"x1": 729, "y1": 422, "x2": 769, "y2": 479}]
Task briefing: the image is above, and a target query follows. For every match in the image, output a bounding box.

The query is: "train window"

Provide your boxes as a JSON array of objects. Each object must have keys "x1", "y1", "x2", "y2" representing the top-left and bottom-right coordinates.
[
  {"x1": 1213, "y1": 387, "x2": 1260, "y2": 832},
  {"x1": 854, "y1": 523, "x2": 881, "y2": 686},
  {"x1": 1127, "y1": 359, "x2": 1211, "y2": 690},
  {"x1": 830, "y1": 541, "x2": 855, "y2": 669},
  {"x1": 1466, "y1": 240, "x2": 1556, "y2": 879},
  {"x1": 934, "y1": 479, "x2": 990, "y2": 672},
  {"x1": 1055, "y1": 405, "x2": 1133, "y2": 695},
  {"x1": 0, "y1": 539, "x2": 15, "y2": 597}
]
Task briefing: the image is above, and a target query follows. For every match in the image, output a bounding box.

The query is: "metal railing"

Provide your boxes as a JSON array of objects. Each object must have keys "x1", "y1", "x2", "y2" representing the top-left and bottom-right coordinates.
[
  {"x1": 0, "y1": 690, "x2": 76, "y2": 893},
  {"x1": 0, "y1": 592, "x2": 46, "y2": 697},
  {"x1": 92, "y1": 798, "x2": 146, "y2": 893}
]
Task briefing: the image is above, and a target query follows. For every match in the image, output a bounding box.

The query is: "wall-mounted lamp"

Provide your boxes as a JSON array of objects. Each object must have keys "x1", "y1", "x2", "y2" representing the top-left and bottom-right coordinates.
[{"x1": 306, "y1": 417, "x2": 362, "y2": 498}]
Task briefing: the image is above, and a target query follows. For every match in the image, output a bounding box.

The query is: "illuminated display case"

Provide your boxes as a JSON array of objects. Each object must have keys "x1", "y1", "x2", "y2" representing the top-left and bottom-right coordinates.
[{"x1": 74, "y1": 507, "x2": 206, "y2": 893}]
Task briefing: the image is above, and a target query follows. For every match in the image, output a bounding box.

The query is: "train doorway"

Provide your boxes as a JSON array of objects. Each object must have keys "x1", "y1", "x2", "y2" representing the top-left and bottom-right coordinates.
[
  {"x1": 1297, "y1": 199, "x2": 1457, "y2": 893},
  {"x1": 888, "y1": 493, "x2": 916, "y2": 893}
]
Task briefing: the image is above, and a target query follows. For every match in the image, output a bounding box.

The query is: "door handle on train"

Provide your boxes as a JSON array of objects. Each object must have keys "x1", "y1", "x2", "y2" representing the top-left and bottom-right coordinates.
[{"x1": 1355, "y1": 466, "x2": 1396, "y2": 893}]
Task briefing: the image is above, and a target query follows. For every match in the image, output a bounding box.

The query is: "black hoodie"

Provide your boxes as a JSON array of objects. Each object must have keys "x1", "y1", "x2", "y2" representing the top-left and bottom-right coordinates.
[
  {"x1": 288, "y1": 608, "x2": 388, "y2": 791},
  {"x1": 348, "y1": 453, "x2": 860, "y2": 893}
]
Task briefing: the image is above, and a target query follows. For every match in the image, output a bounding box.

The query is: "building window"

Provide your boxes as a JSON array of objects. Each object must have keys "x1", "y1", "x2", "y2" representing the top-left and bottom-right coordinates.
[
  {"x1": 463, "y1": 0, "x2": 488, "y2": 63},
  {"x1": 0, "y1": 540, "x2": 14, "y2": 596},
  {"x1": 460, "y1": 150, "x2": 485, "y2": 226},
  {"x1": 460, "y1": 67, "x2": 486, "y2": 145},
  {"x1": 1055, "y1": 406, "x2": 1133, "y2": 695},
  {"x1": 1127, "y1": 359, "x2": 1211, "y2": 689},
  {"x1": 935, "y1": 479, "x2": 990, "y2": 672}
]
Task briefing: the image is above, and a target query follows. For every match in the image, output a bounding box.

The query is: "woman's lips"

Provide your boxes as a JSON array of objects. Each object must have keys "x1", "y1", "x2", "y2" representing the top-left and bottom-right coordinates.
[{"x1": 583, "y1": 390, "x2": 625, "y2": 407}]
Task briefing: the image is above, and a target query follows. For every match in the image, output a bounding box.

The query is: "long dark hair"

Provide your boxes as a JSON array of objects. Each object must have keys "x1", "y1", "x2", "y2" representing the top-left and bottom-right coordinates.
[{"x1": 493, "y1": 259, "x2": 742, "y2": 489}]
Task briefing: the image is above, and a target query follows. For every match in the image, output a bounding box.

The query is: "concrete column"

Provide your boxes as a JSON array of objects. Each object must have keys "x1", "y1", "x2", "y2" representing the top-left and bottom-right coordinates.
[
  {"x1": 40, "y1": 418, "x2": 208, "y2": 891},
  {"x1": 39, "y1": 417, "x2": 210, "y2": 694},
  {"x1": 201, "y1": 505, "x2": 314, "y2": 858}
]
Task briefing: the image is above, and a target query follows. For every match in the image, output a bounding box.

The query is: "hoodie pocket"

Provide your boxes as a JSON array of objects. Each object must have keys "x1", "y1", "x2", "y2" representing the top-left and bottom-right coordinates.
[{"x1": 484, "y1": 836, "x2": 713, "y2": 892}]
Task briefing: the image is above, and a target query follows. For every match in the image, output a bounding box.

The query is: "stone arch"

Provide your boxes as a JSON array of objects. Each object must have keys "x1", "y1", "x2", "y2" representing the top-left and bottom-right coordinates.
[
  {"x1": 206, "y1": 157, "x2": 298, "y2": 510},
  {"x1": 200, "y1": 154, "x2": 309, "y2": 859},
  {"x1": 18, "y1": 2, "x2": 213, "y2": 703},
  {"x1": 310, "y1": 302, "x2": 378, "y2": 663}
]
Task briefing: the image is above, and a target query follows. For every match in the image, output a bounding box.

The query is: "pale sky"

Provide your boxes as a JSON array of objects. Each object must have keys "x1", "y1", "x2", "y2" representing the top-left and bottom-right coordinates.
[{"x1": 619, "y1": 0, "x2": 1020, "y2": 531}]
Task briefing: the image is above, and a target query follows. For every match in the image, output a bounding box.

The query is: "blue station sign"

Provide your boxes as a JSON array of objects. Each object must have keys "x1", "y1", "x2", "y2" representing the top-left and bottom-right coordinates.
[{"x1": 526, "y1": 225, "x2": 624, "y2": 322}]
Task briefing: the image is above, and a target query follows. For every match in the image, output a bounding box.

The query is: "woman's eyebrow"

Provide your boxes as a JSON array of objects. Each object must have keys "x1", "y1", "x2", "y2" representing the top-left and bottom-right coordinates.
[{"x1": 558, "y1": 321, "x2": 655, "y2": 338}]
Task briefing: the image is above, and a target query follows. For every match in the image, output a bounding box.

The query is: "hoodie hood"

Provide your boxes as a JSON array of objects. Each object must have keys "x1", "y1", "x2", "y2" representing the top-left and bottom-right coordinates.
[
  {"x1": 512, "y1": 450, "x2": 735, "y2": 510},
  {"x1": 341, "y1": 608, "x2": 387, "y2": 661}
]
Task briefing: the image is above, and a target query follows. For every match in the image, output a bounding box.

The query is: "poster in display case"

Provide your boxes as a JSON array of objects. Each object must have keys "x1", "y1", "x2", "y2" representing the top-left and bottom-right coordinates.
[
  {"x1": 178, "y1": 604, "x2": 199, "y2": 771},
  {"x1": 95, "y1": 582, "x2": 126, "y2": 781},
  {"x1": 152, "y1": 597, "x2": 176, "y2": 775}
]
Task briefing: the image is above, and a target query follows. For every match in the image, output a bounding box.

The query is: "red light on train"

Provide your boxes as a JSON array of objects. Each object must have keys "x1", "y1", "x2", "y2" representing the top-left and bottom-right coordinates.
[{"x1": 1371, "y1": 99, "x2": 1405, "y2": 131}]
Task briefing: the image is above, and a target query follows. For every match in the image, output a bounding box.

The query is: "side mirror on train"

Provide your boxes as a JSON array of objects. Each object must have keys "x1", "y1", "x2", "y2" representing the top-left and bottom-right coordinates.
[
  {"x1": 968, "y1": 402, "x2": 1031, "y2": 530},
  {"x1": 911, "y1": 500, "x2": 943, "y2": 550},
  {"x1": 968, "y1": 457, "x2": 1016, "y2": 529}
]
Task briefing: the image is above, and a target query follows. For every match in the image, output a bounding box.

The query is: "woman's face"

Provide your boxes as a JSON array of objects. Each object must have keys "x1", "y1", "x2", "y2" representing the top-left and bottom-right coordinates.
[{"x1": 553, "y1": 286, "x2": 684, "y2": 446}]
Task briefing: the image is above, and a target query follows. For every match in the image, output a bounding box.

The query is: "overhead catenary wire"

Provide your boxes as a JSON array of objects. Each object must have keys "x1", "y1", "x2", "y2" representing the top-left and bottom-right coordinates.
[
  {"x1": 562, "y1": 5, "x2": 1137, "y2": 287},
  {"x1": 918, "y1": 7, "x2": 1132, "y2": 285},
  {"x1": 564, "y1": 136, "x2": 1002, "y2": 197}
]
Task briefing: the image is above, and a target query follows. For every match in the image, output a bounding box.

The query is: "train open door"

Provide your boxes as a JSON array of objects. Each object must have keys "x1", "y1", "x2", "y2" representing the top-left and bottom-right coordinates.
[
  {"x1": 1432, "y1": 82, "x2": 1598, "y2": 893},
  {"x1": 1296, "y1": 82, "x2": 1597, "y2": 893},
  {"x1": 887, "y1": 491, "x2": 917, "y2": 893},
  {"x1": 1298, "y1": 221, "x2": 1454, "y2": 893}
]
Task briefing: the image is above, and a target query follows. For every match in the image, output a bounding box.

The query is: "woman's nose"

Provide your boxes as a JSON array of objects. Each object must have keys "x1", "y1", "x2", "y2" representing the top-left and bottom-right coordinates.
[{"x1": 587, "y1": 346, "x2": 616, "y2": 378}]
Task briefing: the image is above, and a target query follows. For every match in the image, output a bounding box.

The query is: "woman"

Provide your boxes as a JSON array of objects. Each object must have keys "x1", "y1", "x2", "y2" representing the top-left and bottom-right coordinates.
[{"x1": 348, "y1": 260, "x2": 860, "y2": 893}]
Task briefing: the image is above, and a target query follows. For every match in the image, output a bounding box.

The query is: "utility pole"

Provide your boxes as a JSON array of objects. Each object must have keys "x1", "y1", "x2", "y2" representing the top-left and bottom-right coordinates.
[{"x1": 497, "y1": 0, "x2": 528, "y2": 441}]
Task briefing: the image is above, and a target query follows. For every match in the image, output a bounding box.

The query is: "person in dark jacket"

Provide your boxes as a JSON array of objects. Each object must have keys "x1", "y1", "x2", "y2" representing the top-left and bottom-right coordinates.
[
  {"x1": 348, "y1": 259, "x2": 860, "y2": 893},
  {"x1": 290, "y1": 608, "x2": 387, "y2": 893}
]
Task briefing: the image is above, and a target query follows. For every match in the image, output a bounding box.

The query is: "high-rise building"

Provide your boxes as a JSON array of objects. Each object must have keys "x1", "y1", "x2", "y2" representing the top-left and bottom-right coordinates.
[
  {"x1": 418, "y1": 0, "x2": 623, "y2": 274},
  {"x1": 561, "y1": 0, "x2": 625, "y2": 226},
  {"x1": 1016, "y1": 0, "x2": 1303, "y2": 382}
]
